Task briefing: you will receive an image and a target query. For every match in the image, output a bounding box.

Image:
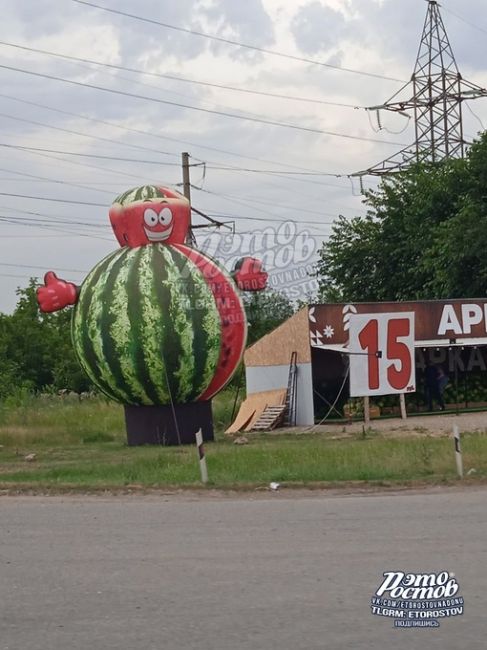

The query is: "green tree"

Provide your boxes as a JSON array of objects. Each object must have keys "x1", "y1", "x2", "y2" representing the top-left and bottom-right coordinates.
[
  {"x1": 315, "y1": 140, "x2": 480, "y2": 301},
  {"x1": 314, "y1": 215, "x2": 382, "y2": 302},
  {"x1": 244, "y1": 289, "x2": 295, "y2": 345},
  {"x1": 0, "y1": 280, "x2": 92, "y2": 397},
  {"x1": 0, "y1": 313, "x2": 24, "y2": 399},
  {"x1": 426, "y1": 135, "x2": 487, "y2": 297}
]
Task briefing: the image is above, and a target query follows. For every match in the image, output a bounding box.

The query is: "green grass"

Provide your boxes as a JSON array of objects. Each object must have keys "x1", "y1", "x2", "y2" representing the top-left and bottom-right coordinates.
[
  {"x1": 0, "y1": 394, "x2": 486, "y2": 491},
  {"x1": 0, "y1": 389, "x2": 240, "y2": 446}
]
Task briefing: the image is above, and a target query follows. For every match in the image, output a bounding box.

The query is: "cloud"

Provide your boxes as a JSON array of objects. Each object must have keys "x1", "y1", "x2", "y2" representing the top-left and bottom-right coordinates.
[
  {"x1": 8, "y1": 0, "x2": 85, "y2": 39},
  {"x1": 347, "y1": 0, "x2": 487, "y2": 78},
  {"x1": 202, "y1": 0, "x2": 274, "y2": 43},
  {"x1": 290, "y1": 2, "x2": 349, "y2": 55}
]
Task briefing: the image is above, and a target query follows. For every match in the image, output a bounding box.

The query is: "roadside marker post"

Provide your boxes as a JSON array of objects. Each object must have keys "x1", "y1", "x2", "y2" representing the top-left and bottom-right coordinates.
[
  {"x1": 195, "y1": 429, "x2": 208, "y2": 484},
  {"x1": 453, "y1": 425, "x2": 463, "y2": 478}
]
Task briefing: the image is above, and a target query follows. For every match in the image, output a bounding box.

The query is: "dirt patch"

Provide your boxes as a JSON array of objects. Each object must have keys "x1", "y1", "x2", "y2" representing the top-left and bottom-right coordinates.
[{"x1": 275, "y1": 411, "x2": 487, "y2": 439}]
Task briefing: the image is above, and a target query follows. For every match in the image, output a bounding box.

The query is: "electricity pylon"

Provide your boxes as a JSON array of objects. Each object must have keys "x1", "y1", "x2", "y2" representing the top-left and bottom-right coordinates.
[{"x1": 355, "y1": 0, "x2": 487, "y2": 177}]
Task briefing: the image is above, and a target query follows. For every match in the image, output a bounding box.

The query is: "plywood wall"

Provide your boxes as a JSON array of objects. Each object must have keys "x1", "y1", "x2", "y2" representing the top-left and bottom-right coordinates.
[{"x1": 244, "y1": 307, "x2": 311, "y2": 367}]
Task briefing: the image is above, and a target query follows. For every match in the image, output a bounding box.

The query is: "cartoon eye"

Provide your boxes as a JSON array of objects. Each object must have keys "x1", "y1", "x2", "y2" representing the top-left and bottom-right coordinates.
[
  {"x1": 144, "y1": 208, "x2": 158, "y2": 227},
  {"x1": 159, "y1": 207, "x2": 173, "y2": 226}
]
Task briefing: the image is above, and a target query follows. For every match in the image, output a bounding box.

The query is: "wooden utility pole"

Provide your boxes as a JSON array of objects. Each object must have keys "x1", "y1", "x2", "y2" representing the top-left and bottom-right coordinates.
[
  {"x1": 181, "y1": 152, "x2": 194, "y2": 245},
  {"x1": 182, "y1": 152, "x2": 191, "y2": 204}
]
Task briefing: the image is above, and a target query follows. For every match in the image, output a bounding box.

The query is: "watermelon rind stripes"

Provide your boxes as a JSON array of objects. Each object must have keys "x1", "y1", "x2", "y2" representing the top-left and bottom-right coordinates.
[
  {"x1": 173, "y1": 244, "x2": 247, "y2": 401},
  {"x1": 113, "y1": 185, "x2": 169, "y2": 207},
  {"x1": 71, "y1": 244, "x2": 223, "y2": 406},
  {"x1": 106, "y1": 248, "x2": 158, "y2": 404},
  {"x1": 73, "y1": 248, "x2": 131, "y2": 403},
  {"x1": 162, "y1": 247, "x2": 221, "y2": 399}
]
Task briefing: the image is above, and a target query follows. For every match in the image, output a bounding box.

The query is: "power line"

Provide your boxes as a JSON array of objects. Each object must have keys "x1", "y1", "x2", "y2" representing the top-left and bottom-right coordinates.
[
  {"x1": 0, "y1": 64, "x2": 408, "y2": 145},
  {"x1": 0, "y1": 191, "x2": 341, "y2": 228},
  {"x1": 0, "y1": 164, "x2": 118, "y2": 196},
  {"x1": 0, "y1": 93, "x2": 359, "y2": 179},
  {"x1": 0, "y1": 98, "x2": 374, "y2": 201},
  {"x1": 202, "y1": 213, "x2": 337, "y2": 227},
  {"x1": 202, "y1": 169, "x2": 371, "y2": 206},
  {"x1": 442, "y1": 6, "x2": 487, "y2": 37},
  {"x1": 0, "y1": 179, "x2": 151, "y2": 185},
  {"x1": 0, "y1": 210, "x2": 211, "y2": 238},
  {"x1": 190, "y1": 153, "x2": 376, "y2": 187},
  {"x1": 0, "y1": 261, "x2": 87, "y2": 274},
  {"x1": 193, "y1": 185, "x2": 297, "y2": 221},
  {"x1": 0, "y1": 135, "x2": 370, "y2": 226},
  {"x1": 1, "y1": 42, "x2": 333, "y2": 131},
  {"x1": 19, "y1": 149, "x2": 178, "y2": 187},
  {"x1": 0, "y1": 114, "x2": 182, "y2": 185},
  {"x1": 0, "y1": 216, "x2": 112, "y2": 241},
  {"x1": 0, "y1": 190, "x2": 294, "y2": 233},
  {"x1": 71, "y1": 0, "x2": 405, "y2": 83},
  {"x1": 204, "y1": 164, "x2": 346, "y2": 177},
  {"x1": 197, "y1": 159, "x2": 371, "y2": 190},
  {"x1": 465, "y1": 102, "x2": 486, "y2": 131},
  {"x1": 0, "y1": 139, "x2": 360, "y2": 190},
  {"x1": 192, "y1": 184, "x2": 354, "y2": 218},
  {"x1": 190, "y1": 188, "x2": 345, "y2": 225},
  {"x1": 0, "y1": 111, "x2": 176, "y2": 164},
  {"x1": 1, "y1": 140, "x2": 363, "y2": 193},
  {"x1": 199, "y1": 228, "x2": 331, "y2": 237},
  {"x1": 0, "y1": 233, "x2": 75, "y2": 239},
  {"x1": 0, "y1": 93, "x2": 181, "y2": 160},
  {"x1": 0, "y1": 204, "x2": 108, "y2": 229},
  {"x1": 3, "y1": 185, "x2": 338, "y2": 236},
  {"x1": 0, "y1": 142, "x2": 196, "y2": 167},
  {"x1": 200, "y1": 214, "x2": 334, "y2": 235},
  {"x1": 0, "y1": 212, "x2": 106, "y2": 230},
  {"x1": 0, "y1": 40, "x2": 361, "y2": 109},
  {"x1": 0, "y1": 193, "x2": 106, "y2": 207},
  {"x1": 0, "y1": 272, "x2": 42, "y2": 280}
]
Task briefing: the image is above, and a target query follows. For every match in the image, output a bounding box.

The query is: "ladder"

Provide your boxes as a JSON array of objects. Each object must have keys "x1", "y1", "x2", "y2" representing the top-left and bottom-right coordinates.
[
  {"x1": 284, "y1": 351, "x2": 298, "y2": 427},
  {"x1": 249, "y1": 352, "x2": 298, "y2": 432},
  {"x1": 251, "y1": 405, "x2": 287, "y2": 431}
]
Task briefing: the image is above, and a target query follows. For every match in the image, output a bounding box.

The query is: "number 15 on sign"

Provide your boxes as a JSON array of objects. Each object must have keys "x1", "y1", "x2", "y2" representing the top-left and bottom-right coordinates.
[{"x1": 349, "y1": 313, "x2": 416, "y2": 397}]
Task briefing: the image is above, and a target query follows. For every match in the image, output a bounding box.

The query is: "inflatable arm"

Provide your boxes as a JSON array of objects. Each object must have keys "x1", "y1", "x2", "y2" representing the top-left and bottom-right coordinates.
[
  {"x1": 232, "y1": 257, "x2": 268, "y2": 292},
  {"x1": 37, "y1": 272, "x2": 80, "y2": 313}
]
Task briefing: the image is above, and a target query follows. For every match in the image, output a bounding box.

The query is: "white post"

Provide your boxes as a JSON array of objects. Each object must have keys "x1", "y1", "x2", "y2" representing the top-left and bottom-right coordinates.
[
  {"x1": 453, "y1": 425, "x2": 463, "y2": 478},
  {"x1": 195, "y1": 429, "x2": 208, "y2": 484},
  {"x1": 399, "y1": 394, "x2": 407, "y2": 420},
  {"x1": 363, "y1": 396, "x2": 370, "y2": 426}
]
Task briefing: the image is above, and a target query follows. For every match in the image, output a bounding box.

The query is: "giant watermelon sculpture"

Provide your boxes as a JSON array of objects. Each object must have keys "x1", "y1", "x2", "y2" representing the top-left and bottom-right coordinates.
[{"x1": 37, "y1": 185, "x2": 267, "y2": 445}]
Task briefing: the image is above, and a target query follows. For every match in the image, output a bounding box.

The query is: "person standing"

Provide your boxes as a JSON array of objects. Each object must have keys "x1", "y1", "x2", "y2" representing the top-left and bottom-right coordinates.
[
  {"x1": 425, "y1": 361, "x2": 445, "y2": 411},
  {"x1": 437, "y1": 365, "x2": 449, "y2": 403}
]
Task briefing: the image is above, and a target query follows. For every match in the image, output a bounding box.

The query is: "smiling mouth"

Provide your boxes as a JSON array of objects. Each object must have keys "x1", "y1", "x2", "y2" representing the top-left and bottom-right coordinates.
[{"x1": 144, "y1": 225, "x2": 173, "y2": 242}]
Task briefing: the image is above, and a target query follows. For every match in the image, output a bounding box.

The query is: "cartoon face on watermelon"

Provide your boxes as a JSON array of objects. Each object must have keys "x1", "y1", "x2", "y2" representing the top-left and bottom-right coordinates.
[{"x1": 37, "y1": 185, "x2": 268, "y2": 445}]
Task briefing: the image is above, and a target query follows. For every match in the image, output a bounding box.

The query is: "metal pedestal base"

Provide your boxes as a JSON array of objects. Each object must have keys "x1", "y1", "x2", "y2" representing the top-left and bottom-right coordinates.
[{"x1": 124, "y1": 401, "x2": 214, "y2": 446}]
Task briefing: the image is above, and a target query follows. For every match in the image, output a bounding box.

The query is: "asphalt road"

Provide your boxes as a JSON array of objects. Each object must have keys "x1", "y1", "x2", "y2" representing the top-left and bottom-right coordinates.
[{"x1": 1, "y1": 487, "x2": 485, "y2": 650}]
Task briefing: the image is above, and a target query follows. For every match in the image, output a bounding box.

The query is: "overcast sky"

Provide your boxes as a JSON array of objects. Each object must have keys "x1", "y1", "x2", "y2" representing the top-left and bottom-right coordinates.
[{"x1": 1, "y1": 0, "x2": 487, "y2": 312}]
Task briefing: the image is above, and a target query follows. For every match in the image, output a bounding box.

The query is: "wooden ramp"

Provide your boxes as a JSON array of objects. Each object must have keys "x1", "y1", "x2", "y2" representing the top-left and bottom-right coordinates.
[
  {"x1": 226, "y1": 389, "x2": 287, "y2": 434},
  {"x1": 250, "y1": 404, "x2": 287, "y2": 431}
]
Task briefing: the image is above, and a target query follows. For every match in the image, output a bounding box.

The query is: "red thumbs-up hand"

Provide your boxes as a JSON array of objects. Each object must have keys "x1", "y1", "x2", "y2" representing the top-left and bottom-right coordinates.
[
  {"x1": 37, "y1": 272, "x2": 79, "y2": 313},
  {"x1": 233, "y1": 257, "x2": 268, "y2": 292}
]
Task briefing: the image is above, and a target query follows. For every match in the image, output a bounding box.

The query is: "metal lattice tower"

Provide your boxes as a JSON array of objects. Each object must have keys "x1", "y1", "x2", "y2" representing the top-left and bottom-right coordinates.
[{"x1": 356, "y1": 1, "x2": 487, "y2": 177}]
